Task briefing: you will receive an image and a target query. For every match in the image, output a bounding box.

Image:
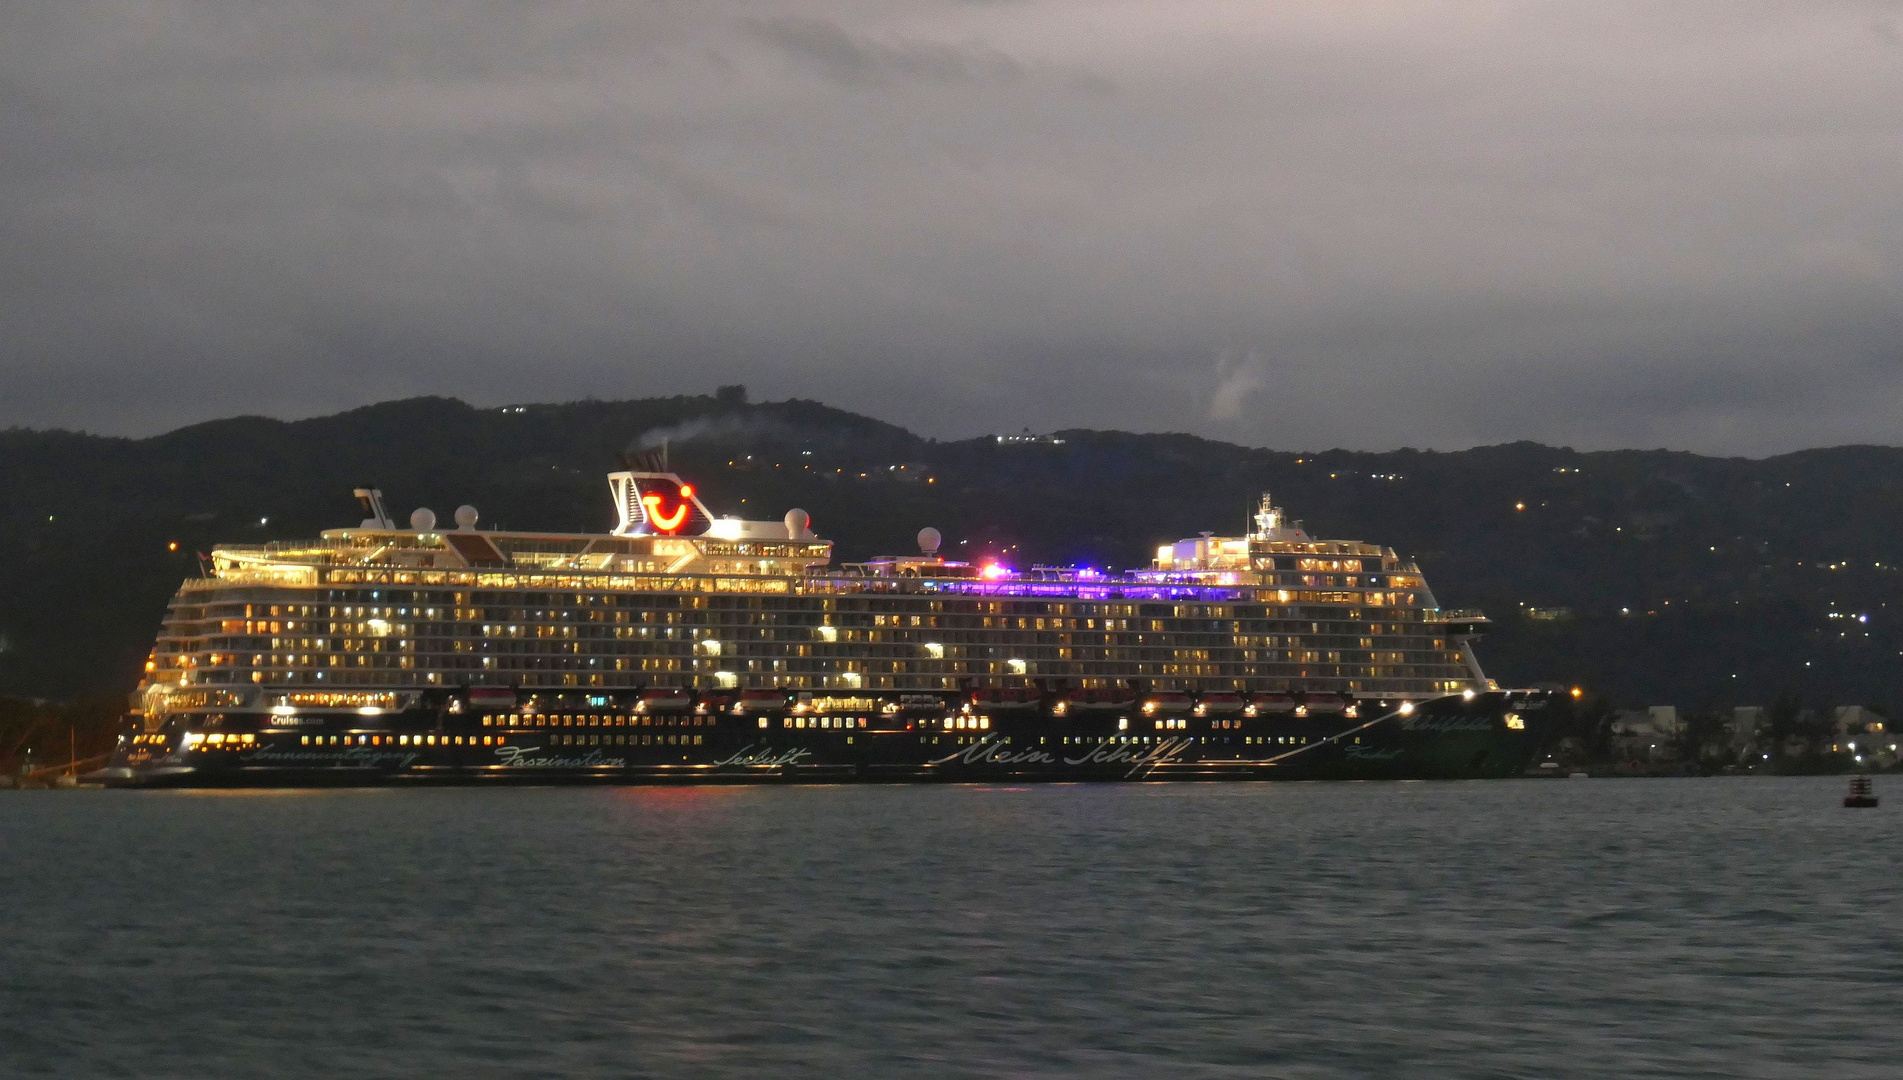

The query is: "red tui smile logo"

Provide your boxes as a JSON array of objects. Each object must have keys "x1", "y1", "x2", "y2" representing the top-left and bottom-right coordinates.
[{"x1": 642, "y1": 483, "x2": 694, "y2": 533}]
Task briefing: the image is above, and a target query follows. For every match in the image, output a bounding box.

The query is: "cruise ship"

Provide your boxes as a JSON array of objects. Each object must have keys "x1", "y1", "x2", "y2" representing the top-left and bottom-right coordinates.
[{"x1": 93, "y1": 466, "x2": 1548, "y2": 785}]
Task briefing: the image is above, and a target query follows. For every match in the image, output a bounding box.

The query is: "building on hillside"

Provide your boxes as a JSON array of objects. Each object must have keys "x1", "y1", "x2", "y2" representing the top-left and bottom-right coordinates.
[
  {"x1": 1833, "y1": 705, "x2": 1886, "y2": 737},
  {"x1": 1647, "y1": 705, "x2": 1680, "y2": 736},
  {"x1": 1610, "y1": 707, "x2": 1680, "y2": 762},
  {"x1": 1730, "y1": 706, "x2": 1765, "y2": 751}
]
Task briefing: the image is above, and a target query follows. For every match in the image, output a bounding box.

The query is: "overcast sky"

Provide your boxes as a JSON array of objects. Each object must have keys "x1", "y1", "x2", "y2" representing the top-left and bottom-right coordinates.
[{"x1": 5, "y1": 2, "x2": 1902, "y2": 454}]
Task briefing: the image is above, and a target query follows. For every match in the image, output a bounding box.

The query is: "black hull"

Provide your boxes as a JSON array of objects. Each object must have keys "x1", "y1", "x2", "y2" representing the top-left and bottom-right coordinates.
[{"x1": 93, "y1": 692, "x2": 1548, "y2": 788}]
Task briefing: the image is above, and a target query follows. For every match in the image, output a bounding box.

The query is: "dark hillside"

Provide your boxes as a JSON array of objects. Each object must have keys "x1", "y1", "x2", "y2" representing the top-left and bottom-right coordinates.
[{"x1": 4, "y1": 392, "x2": 1902, "y2": 711}]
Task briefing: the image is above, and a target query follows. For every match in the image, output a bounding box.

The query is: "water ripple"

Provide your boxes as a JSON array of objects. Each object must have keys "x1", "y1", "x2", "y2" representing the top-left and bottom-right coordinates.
[{"x1": 2, "y1": 776, "x2": 1898, "y2": 1079}]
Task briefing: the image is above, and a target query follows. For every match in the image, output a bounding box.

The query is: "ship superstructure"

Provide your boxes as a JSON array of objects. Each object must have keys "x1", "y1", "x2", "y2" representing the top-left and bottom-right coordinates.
[{"x1": 97, "y1": 468, "x2": 1541, "y2": 786}]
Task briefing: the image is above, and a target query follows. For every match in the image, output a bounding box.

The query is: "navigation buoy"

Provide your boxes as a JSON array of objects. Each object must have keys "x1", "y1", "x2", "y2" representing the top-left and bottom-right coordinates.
[{"x1": 1845, "y1": 776, "x2": 1878, "y2": 808}]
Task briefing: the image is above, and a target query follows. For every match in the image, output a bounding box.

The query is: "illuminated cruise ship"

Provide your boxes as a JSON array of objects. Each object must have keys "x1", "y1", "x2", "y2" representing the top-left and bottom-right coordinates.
[{"x1": 94, "y1": 467, "x2": 1547, "y2": 785}]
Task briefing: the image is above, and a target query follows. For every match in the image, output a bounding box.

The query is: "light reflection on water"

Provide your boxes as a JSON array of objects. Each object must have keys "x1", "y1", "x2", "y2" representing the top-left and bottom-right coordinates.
[{"x1": 3, "y1": 777, "x2": 1898, "y2": 1079}]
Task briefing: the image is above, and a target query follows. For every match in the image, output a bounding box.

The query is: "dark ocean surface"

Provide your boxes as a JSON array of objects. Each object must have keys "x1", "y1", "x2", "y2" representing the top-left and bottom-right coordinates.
[{"x1": 3, "y1": 777, "x2": 1898, "y2": 1079}]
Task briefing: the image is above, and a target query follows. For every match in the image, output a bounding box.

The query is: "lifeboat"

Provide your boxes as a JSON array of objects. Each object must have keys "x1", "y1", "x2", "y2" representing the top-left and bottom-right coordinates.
[
  {"x1": 1248, "y1": 692, "x2": 1297, "y2": 716},
  {"x1": 1141, "y1": 690, "x2": 1194, "y2": 715},
  {"x1": 735, "y1": 689, "x2": 787, "y2": 713},
  {"x1": 465, "y1": 686, "x2": 517, "y2": 711},
  {"x1": 1070, "y1": 688, "x2": 1137, "y2": 710},
  {"x1": 1055, "y1": 687, "x2": 1139, "y2": 716},
  {"x1": 1194, "y1": 692, "x2": 1245, "y2": 716},
  {"x1": 635, "y1": 688, "x2": 693, "y2": 714},
  {"x1": 1302, "y1": 692, "x2": 1348, "y2": 713},
  {"x1": 970, "y1": 687, "x2": 1040, "y2": 710}
]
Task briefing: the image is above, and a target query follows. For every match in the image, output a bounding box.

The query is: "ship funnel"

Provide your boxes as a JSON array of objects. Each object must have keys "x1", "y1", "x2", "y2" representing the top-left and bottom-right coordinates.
[{"x1": 354, "y1": 488, "x2": 393, "y2": 530}]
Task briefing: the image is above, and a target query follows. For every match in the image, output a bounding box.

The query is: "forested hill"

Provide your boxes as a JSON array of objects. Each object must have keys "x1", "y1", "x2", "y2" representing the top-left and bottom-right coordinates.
[{"x1": 6, "y1": 391, "x2": 1903, "y2": 711}]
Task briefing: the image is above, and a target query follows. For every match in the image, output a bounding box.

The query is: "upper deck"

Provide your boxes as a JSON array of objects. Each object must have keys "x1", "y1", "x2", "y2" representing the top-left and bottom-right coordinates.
[
  {"x1": 202, "y1": 479, "x2": 1441, "y2": 612},
  {"x1": 133, "y1": 471, "x2": 1490, "y2": 712}
]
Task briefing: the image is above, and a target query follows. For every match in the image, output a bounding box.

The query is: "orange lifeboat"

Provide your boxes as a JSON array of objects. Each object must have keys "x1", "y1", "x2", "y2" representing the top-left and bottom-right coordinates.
[
  {"x1": 636, "y1": 688, "x2": 693, "y2": 714},
  {"x1": 1248, "y1": 692, "x2": 1297, "y2": 716},
  {"x1": 1194, "y1": 692, "x2": 1245, "y2": 716},
  {"x1": 465, "y1": 686, "x2": 517, "y2": 711},
  {"x1": 1300, "y1": 692, "x2": 1347, "y2": 716},
  {"x1": 970, "y1": 687, "x2": 1039, "y2": 710},
  {"x1": 1142, "y1": 691, "x2": 1194, "y2": 716},
  {"x1": 1057, "y1": 687, "x2": 1137, "y2": 715}
]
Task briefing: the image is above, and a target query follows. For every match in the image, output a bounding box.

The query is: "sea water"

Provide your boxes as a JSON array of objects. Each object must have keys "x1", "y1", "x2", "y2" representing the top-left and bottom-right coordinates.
[{"x1": 2, "y1": 777, "x2": 1897, "y2": 1078}]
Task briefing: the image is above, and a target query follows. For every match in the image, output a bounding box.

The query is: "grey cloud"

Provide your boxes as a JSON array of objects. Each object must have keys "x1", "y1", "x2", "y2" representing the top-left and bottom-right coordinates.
[
  {"x1": 747, "y1": 15, "x2": 1025, "y2": 87},
  {"x1": 3, "y1": 2, "x2": 1902, "y2": 455}
]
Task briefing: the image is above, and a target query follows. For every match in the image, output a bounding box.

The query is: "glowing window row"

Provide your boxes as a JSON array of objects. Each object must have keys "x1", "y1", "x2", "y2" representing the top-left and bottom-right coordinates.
[
  {"x1": 1052, "y1": 734, "x2": 1309, "y2": 746},
  {"x1": 297, "y1": 733, "x2": 500, "y2": 747},
  {"x1": 552, "y1": 733, "x2": 703, "y2": 746},
  {"x1": 777, "y1": 716, "x2": 870, "y2": 729},
  {"x1": 184, "y1": 732, "x2": 255, "y2": 748},
  {"x1": 481, "y1": 713, "x2": 710, "y2": 728}
]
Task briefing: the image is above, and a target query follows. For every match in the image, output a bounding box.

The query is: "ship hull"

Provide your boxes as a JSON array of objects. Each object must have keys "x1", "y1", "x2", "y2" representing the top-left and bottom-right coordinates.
[{"x1": 92, "y1": 691, "x2": 1546, "y2": 788}]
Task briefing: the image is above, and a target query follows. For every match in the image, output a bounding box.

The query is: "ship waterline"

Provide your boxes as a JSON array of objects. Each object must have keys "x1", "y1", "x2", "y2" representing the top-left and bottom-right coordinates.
[{"x1": 95, "y1": 470, "x2": 1544, "y2": 785}]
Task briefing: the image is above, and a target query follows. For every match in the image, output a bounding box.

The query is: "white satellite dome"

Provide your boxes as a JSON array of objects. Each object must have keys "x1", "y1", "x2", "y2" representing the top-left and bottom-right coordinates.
[
  {"x1": 409, "y1": 507, "x2": 437, "y2": 532},
  {"x1": 917, "y1": 527, "x2": 942, "y2": 555},
  {"x1": 454, "y1": 505, "x2": 479, "y2": 530},
  {"x1": 784, "y1": 508, "x2": 812, "y2": 539}
]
